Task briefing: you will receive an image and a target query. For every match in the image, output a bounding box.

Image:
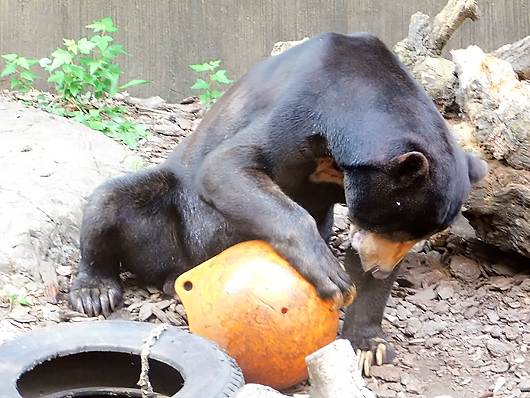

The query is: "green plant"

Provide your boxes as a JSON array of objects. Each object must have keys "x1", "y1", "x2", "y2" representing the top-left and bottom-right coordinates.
[
  {"x1": 2, "y1": 284, "x2": 29, "y2": 306},
  {"x1": 1, "y1": 17, "x2": 151, "y2": 148},
  {"x1": 131, "y1": 158, "x2": 148, "y2": 171},
  {"x1": 0, "y1": 54, "x2": 41, "y2": 94},
  {"x1": 189, "y1": 60, "x2": 233, "y2": 107}
]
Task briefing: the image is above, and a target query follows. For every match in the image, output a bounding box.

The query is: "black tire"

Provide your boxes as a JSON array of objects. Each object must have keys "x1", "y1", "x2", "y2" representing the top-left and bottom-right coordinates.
[{"x1": 0, "y1": 320, "x2": 244, "y2": 398}]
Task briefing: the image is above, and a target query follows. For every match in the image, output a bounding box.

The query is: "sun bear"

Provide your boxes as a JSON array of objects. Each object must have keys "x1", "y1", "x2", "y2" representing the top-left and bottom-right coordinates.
[{"x1": 69, "y1": 32, "x2": 488, "y2": 373}]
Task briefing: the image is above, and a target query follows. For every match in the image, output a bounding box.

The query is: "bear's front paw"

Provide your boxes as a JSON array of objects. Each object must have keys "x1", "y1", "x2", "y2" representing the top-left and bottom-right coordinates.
[
  {"x1": 69, "y1": 281, "x2": 122, "y2": 317},
  {"x1": 312, "y1": 261, "x2": 357, "y2": 311},
  {"x1": 354, "y1": 337, "x2": 396, "y2": 377}
]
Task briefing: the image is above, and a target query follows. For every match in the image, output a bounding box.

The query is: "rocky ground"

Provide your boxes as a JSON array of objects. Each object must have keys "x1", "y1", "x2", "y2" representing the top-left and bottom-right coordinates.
[{"x1": 0, "y1": 91, "x2": 529, "y2": 398}]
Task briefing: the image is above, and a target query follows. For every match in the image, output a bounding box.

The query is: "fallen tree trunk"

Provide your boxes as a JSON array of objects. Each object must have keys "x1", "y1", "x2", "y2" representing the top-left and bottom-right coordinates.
[
  {"x1": 393, "y1": 0, "x2": 480, "y2": 111},
  {"x1": 491, "y1": 35, "x2": 530, "y2": 80},
  {"x1": 464, "y1": 161, "x2": 530, "y2": 258},
  {"x1": 452, "y1": 45, "x2": 530, "y2": 171}
]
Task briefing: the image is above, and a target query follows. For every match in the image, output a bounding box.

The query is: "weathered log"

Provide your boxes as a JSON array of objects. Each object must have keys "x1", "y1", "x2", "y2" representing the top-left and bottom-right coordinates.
[
  {"x1": 452, "y1": 45, "x2": 530, "y2": 171},
  {"x1": 491, "y1": 35, "x2": 530, "y2": 80},
  {"x1": 232, "y1": 340, "x2": 376, "y2": 398},
  {"x1": 429, "y1": 0, "x2": 480, "y2": 56},
  {"x1": 306, "y1": 339, "x2": 376, "y2": 398},
  {"x1": 464, "y1": 161, "x2": 530, "y2": 258},
  {"x1": 393, "y1": 0, "x2": 480, "y2": 111}
]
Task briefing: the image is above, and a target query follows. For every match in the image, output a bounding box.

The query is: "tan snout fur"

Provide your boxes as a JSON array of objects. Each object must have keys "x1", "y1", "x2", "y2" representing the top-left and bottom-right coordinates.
[{"x1": 358, "y1": 232, "x2": 417, "y2": 274}]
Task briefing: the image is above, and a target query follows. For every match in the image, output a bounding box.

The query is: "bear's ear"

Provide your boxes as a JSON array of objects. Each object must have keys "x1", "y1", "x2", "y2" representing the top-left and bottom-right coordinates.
[
  {"x1": 467, "y1": 153, "x2": 489, "y2": 184},
  {"x1": 389, "y1": 151, "x2": 429, "y2": 184}
]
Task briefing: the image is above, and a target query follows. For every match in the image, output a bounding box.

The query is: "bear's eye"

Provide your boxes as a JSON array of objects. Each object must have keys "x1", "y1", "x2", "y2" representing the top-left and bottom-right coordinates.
[{"x1": 396, "y1": 201, "x2": 401, "y2": 207}]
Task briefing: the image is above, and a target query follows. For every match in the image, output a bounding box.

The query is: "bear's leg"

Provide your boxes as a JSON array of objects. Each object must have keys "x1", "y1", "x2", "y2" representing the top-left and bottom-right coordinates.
[
  {"x1": 69, "y1": 208, "x2": 124, "y2": 317},
  {"x1": 341, "y1": 247, "x2": 400, "y2": 376},
  {"x1": 69, "y1": 168, "x2": 183, "y2": 317}
]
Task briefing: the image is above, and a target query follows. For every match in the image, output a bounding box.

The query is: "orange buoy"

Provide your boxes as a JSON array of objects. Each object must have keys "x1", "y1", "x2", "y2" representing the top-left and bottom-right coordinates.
[{"x1": 175, "y1": 240, "x2": 342, "y2": 390}]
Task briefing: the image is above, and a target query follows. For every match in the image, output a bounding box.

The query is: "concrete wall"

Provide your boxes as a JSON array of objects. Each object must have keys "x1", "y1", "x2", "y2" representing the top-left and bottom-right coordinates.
[{"x1": 1, "y1": 0, "x2": 528, "y2": 101}]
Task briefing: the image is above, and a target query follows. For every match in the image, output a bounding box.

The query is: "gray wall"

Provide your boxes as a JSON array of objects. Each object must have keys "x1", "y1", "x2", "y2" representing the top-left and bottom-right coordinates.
[{"x1": 1, "y1": 0, "x2": 529, "y2": 101}]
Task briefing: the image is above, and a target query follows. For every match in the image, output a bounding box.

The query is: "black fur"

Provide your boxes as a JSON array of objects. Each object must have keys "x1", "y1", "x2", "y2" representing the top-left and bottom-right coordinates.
[{"x1": 70, "y1": 32, "x2": 487, "y2": 358}]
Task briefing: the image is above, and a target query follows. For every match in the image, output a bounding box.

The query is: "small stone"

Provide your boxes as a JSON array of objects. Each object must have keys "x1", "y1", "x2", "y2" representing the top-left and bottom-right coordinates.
[
  {"x1": 491, "y1": 359, "x2": 510, "y2": 373},
  {"x1": 372, "y1": 387, "x2": 397, "y2": 398},
  {"x1": 486, "y1": 339, "x2": 512, "y2": 357},
  {"x1": 464, "y1": 306, "x2": 480, "y2": 318},
  {"x1": 333, "y1": 214, "x2": 349, "y2": 230},
  {"x1": 487, "y1": 325, "x2": 503, "y2": 339},
  {"x1": 519, "y1": 279, "x2": 530, "y2": 292},
  {"x1": 396, "y1": 305, "x2": 412, "y2": 321},
  {"x1": 56, "y1": 265, "x2": 72, "y2": 276},
  {"x1": 519, "y1": 378, "x2": 530, "y2": 392},
  {"x1": 401, "y1": 375, "x2": 424, "y2": 394},
  {"x1": 176, "y1": 117, "x2": 193, "y2": 130},
  {"x1": 505, "y1": 326, "x2": 521, "y2": 341},
  {"x1": 423, "y1": 320, "x2": 447, "y2": 336},
  {"x1": 437, "y1": 283, "x2": 455, "y2": 300},
  {"x1": 434, "y1": 301, "x2": 450, "y2": 314},
  {"x1": 488, "y1": 276, "x2": 513, "y2": 291},
  {"x1": 8, "y1": 307, "x2": 37, "y2": 323},
  {"x1": 409, "y1": 287, "x2": 436, "y2": 305},
  {"x1": 449, "y1": 255, "x2": 481, "y2": 282},
  {"x1": 524, "y1": 334, "x2": 530, "y2": 344},
  {"x1": 425, "y1": 250, "x2": 442, "y2": 268},
  {"x1": 487, "y1": 311, "x2": 500, "y2": 324},
  {"x1": 405, "y1": 318, "x2": 422, "y2": 337},
  {"x1": 138, "y1": 303, "x2": 154, "y2": 321},
  {"x1": 370, "y1": 365, "x2": 403, "y2": 383}
]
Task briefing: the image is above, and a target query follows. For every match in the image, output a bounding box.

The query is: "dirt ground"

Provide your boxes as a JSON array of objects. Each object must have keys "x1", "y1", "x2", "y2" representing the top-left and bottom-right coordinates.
[{"x1": 0, "y1": 91, "x2": 529, "y2": 398}]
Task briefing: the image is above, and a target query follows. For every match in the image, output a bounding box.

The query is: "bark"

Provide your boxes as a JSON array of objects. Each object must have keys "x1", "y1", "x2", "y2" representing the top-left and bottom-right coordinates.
[
  {"x1": 452, "y1": 45, "x2": 530, "y2": 171},
  {"x1": 306, "y1": 339, "x2": 376, "y2": 398},
  {"x1": 429, "y1": 0, "x2": 480, "y2": 56},
  {"x1": 464, "y1": 161, "x2": 530, "y2": 258},
  {"x1": 393, "y1": 0, "x2": 480, "y2": 112},
  {"x1": 491, "y1": 35, "x2": 530, "y2": 80}
]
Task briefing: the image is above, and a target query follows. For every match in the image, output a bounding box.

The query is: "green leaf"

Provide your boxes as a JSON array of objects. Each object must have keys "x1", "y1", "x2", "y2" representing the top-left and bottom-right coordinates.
[
  {"x1": 90, "y1": 34, "x2": 114, "y2": 51},
  {"x1": 210, "y1": 69, "x2": 233, "y2": 84},
  {"x1": 37, "y1": 94, "x2": 45, "y2": 100},
  {"x1": 10, "y1": 78, "x2": 22, "y2": 89},
  {"x1": 118, "y1": 79, "x2": 152, "y2": 91},
  {"x1": 15, "y1": 57, "x2": 31, "y2": 70},
  {"x1": 69, "y1": 85, "x2": 79, "y2": 97},
  {"x1": 107, "y1": 63, "x2": 124, "y2": 75},
  {"x1": 48, "y1": 70, "x2": 65, "y2": 83},
  {"x1": 77, "y1": 37, "x2": 98, "y2": 54},
  {"x1": 89, "y1": 120, "x2": 105, "y2": 131},
  {"x1": 0, "y1": 64, "x2": 17, "y2": 77},
  {"x1": 17, "y1": 296, "x2": 29, "y2": 306},
  {"x1": 64, "y1": 38, "x2": 78, "y2": 55},
  {"x1": 70, "y1": 64, "x2": 86, "y2": 79},
  {"x1": 209, "y1": 60, "x2": 222, "y2": 68},
  {"x1": 190, "y1": 78, "x2": 210, "y2": 90},
  {"x1": 86, "y1": 21, "x2": 104, "y2": 32},
  {"x1": 209, "y1": 90, "x2": 222, "y2": 99},
  {"x1": 20, "y1": 70, "x2": 40, "y2": 83},
  {"x1": 100, "y1": 17, "x2": 119, "y2": 33},
  {"x1": 49, "y1": 49, "x2": 74, "y2": 71},
  {"x1": 2, "y1": 53, "x2": 18, "y2": 62},
  {"x1": 107, "y1": 44, "x2": 129, "y2": 56},
  {"x1": 26, "y1": 59, "x2": 40, "y2": 67},
  {"x1": 189, "y1": 62, "x2": 217, "y2": 72}
]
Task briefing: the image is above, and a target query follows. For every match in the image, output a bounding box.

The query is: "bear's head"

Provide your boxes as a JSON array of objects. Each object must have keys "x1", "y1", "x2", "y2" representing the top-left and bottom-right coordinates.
[{"x1": 344, "y1": 150, "x2": 488, "y2": 279}]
